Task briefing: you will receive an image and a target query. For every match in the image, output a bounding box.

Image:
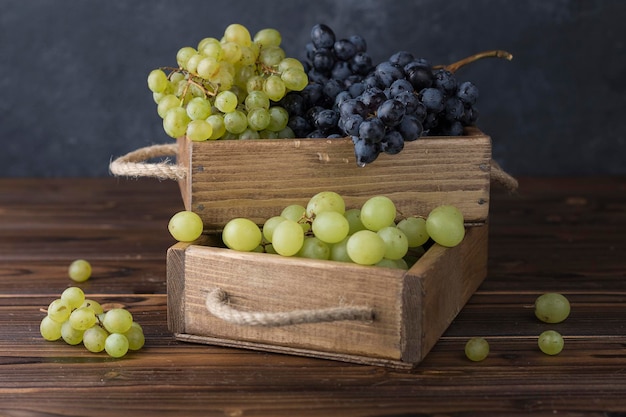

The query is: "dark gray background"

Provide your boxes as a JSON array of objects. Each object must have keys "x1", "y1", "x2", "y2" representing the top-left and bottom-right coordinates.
[{"x1": 1, "y1": 0, "x2": 624, "y2": 177}]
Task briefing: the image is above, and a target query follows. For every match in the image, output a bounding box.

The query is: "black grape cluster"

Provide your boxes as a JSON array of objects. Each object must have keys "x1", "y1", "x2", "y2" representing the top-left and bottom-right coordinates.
[{"x1": 281, "y1": 23, "x2": 482, "y2": 165}]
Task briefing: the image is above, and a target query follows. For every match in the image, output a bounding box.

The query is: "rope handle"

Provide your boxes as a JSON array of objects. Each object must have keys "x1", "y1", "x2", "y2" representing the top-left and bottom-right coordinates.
[
  {"x1": 109, "y1": 143, "x2": 517, "y2": 191},
  {"x1": 205, "y1": 288, "x2": 375, "y2": 327},
  {"x1": 109, "y1": 143, "x2": 185, "y2": 180}
]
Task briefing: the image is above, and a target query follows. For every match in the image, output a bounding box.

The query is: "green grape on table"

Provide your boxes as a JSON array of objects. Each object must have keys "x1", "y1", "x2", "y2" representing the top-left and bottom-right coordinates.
[
  {"x1": 222, "y1": 218, "x2": 262, "y2": 251},
  {"x1": 311, "y1": 211, "x2": 349, "y2": 244},
  {"x1": 168, "y1": 210, "x2": 204, "y2": 242},
  {"x1": 105, "y1": 333, "x2": 130, "y2": 358},
  {"x1": 40, "y1": 315, "x2": 63, "y2": 341},
  {"x1": 425, "y1": 205, "x2": 465, "y2": 247},
  {"x1": 102, "y1": 308, "x2": 134, "y2": 334},
  {"x1": 81, "y1": 299, "x2": 104, "y2": 315},
  {"x1": 360, "y1": 196, "x2": 396, "y2": 232},
  {"x1": 69, "y1": 307, "x2": 97, "y2": 331},
  {"x1": 534, "y1": 293, "x2": 570, "y2": 324},
  {"x1": 465, "y1": 337, "x2": 490, "y2": 361},
  {"x1": 46, "y1": 298, "x2": 71, "y2": 323},
  {"x1": 538, "y1": 330, "x2": 564, "y2": 355},
  {"x1": 346, "y1": 230, "x2": 386, "y2": 265},
  {"x1": 123, "y1": 322, "x2": 146, "y2": 351},
  {"x1": 271, "y1": 219, "x2": 305, "y2": 257},
  {"x1": 61, "y1": 287, "x2": 85, "y2": 310},
  {"x1": 83, "y1": 325, "x2": 109, "y2": 353},
  {"x1": 61, "y1": 320, "x2": 84, "y2": 346},
  {"x1": 68, "y1": 259, "x2": 91, "y2": 283}
]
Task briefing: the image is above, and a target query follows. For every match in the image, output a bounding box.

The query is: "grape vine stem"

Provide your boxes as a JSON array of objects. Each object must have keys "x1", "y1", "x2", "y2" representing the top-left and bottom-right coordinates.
[{"x1": 435, "y1": 50, "x2": 513, "y2": 73}]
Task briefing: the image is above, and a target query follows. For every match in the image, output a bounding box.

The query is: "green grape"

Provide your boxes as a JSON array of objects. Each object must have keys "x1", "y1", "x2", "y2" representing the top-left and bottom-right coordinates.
[
  {"x1": 211, "y1": 66, "x2": 234, "y2": 90},
  {"x1": 263, "y1": 75, "x2": 286, "y2": 102},
  {"x1": 81, "y1": 299, "x2": 104, "y2": 315},
  {"x1": 281, "y1": 68, "x2": 308, "y2": 91},
  {"x1": 186, "y1": 97, "x2": 212, "y2": 120},
  {"x1": 185, "y1": 53, "x2": 203, "y2": 74},
  {"x1": 224, "y1": 23, "x2": 252, "y2": 46},
  {"x1": 103, "y1": 308, "x2": 134, "y2": 334},
  {"x1": 47, "y1": 298, "x2": 72, "y2": 322},
  {"x1": 297, "y1": 237, "x2": 331, "y2": 260},
  {"x1": 68, "y1": 259, "x2": 91, "y2": 283},
  {"x1": 344, "y1": 208, "x2": 366, "y2": 234},
  {"x1": 259, "y1": 45, "x2": 286, "y2": 67},
  {"x1": 246, "y1": 75, "x2": 265, "y2": 93},
  {"x1": 254, "y1": 28, "x2": 282, "y2": 47},
  {"x1": 271, "y1": 219, "x2": 305, "y2": 257},
  {"x1": 245, "y1": 90, "x2": 270, "y2": 111},
  {"x1": 425, "y1": 205, "x2": 465, "y2": 247},
  {"x1": 40, "y1": 315, "x2": 63, "y2": 341},
  {"x1": 306, "y1": 191, "x2": 346, "y2": 217},
  {"x1": 360, "y1": 196, "x2": 396, "y2": 232},
  {"x1": 61, "y1": 287, "x2": 85, "y2": 310},
  {"x1": 123, "y1": 322, "x2": 145, "y2": 351},
  {"x1": 221, "y1": 41, "x2": 243, "y2": 64},
  {"x1": 105, "y1": 333, "x2": 129, "y2": 358},
  {"x1": 278, "y1": 57, "x2": 305, "y2": 73},
  {"x1": 277, "y1": 126, "x2": 295, "y2": 138},
  {"x1": 156, "y1": 94, "x2": 180, "y2": 118},
  {"x1": 168, "y1": 210, "x2": 204, "y2": 242},
  {"x1": 538, "y1": 330, "x2": 564, "y2": 355},
  {"x1": 375, "y1": 258, "x2": 407, "y2": 270},
  {"x1": 239, "y1": 128, "x2": 261, "y2": 139},
  {"x1": 377, "y1": 226, "x2": 409, "y2": 260},
  {"x1": 163, "y1": 107, "x2": 191, "y2": 139},
  {"x1": 280, "y1": 204, "x2": 310, "y2": 233},
  {"x1": 214, "y1": 91, "x2": 238, "y2": 113},
  {"x1": 262, "y1": 216, "x2": 286, "y2": 242},
  {"x1": 83, "y1": 325, "x2": 109, "y2": 353},
  {"x1": 346, "y1": 230, "x2": 386, "y2": 265},
  {"x1": 147, "y1": 69, "x2": 169, "y2": 93},
  {"x1": 238, "y1": 46, "x2": 257, "y2": 66},
  {"x1": 186, "y1": 119, "x2": 213, "y2": 142},
  {"x1": 311, "y1": 211, "x2": 349, "y2": 244},
  {"x1": 196, "y1": 56, "x2": 220, "y2": 79},
  {"x1": 465, "y1": 337, "x2": 490, "y2": 361},
  {"x1": 61, "y1": 320, "x2": 84, "y2": 345},
  {"x1": 198, "y1": 39, "x2": 222, "y2": 60},
  {"x1": 330, "y1": 237, "x2": 352, "y2": 263},
  {"x1": 247, "y1": 108, "x2": 271, "y2": 131},
  {"x1": 396, "y1": 217, "x2": 429, "y2": 248},
  {"x1": 222, "y1": 218, "x2": 263, "y2": 251},
  {"x1": 534, "y1": 293, "x2": 571, "y2": 324},
  {"x1": 207, "y1": 114, "x2": 226, "y2": 140},
  {"x1": 260, "y1": 129, "x2": 278, "y2": 139},
  {"x1": 267, "y1": 106, "x2": 289, "y2": 131},
  {"x1": 176, "y1": 46, "x2": 197, "y2": 68},
  {"x1": 223, "y1": 110, "x2": 248, "y2": 134},
  {"x1": 69, "y1": 307, "x2": 97, "y2": 331}
]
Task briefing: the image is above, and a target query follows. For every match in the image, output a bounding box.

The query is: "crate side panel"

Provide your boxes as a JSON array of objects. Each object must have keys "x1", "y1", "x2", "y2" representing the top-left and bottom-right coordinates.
[{"x1": 180, "y1": 246, "x2": 407, "y2": 360}]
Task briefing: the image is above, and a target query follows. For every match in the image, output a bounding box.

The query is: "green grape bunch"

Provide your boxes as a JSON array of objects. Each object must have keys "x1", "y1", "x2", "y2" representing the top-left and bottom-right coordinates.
[{"x1": 147, "y1": 23, "x2": 308, "y2": 141}]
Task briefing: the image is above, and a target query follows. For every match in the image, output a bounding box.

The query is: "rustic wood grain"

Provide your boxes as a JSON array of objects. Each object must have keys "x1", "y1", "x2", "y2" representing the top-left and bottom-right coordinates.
[{"x1": 0, "y1": 177, "x2": 625, "y2": 416}]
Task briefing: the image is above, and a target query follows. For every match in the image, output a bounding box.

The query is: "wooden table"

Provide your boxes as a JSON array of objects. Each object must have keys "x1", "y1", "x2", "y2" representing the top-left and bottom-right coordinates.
[{"x1": 1, "y1": 177, "x2": 625, "y2": 416}]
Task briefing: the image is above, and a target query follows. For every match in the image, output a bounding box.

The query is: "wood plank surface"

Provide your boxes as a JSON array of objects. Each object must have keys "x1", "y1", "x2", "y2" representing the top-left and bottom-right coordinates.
[{"x1": 1, "y1": 176, "x2": 625, "y2": 417}]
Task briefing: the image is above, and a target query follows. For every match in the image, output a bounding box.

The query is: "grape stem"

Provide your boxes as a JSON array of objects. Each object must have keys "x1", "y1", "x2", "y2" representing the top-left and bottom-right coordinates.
[{"x1": 434, "y1": 50, "x2": 513, "y2": 73}]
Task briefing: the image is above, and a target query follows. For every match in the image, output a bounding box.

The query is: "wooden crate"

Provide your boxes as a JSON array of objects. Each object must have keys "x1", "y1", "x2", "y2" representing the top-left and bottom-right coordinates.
[
  {"x1": 176, "y1": 127, "x2": 492, "y2": 231},
  {"x1": 167, "y1": 224, "x2": 488, "y2": 369},
  {"x1": 166, "y1": 128, "x2": 492, "y2": 368}
]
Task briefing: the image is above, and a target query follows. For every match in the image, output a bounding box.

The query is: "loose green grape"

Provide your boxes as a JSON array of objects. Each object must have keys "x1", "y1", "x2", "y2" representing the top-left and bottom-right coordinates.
[
  {"x1": 83, "y1": 325, "x2": 109, "y2": 353},
  {"x1": 105, "y1": 333, "x2": 130, "y2": 358},
  {"x1": 377, "y1": 226, "x2": 409, "y2": 260},
  {"x1": 40, "y1": 316, "x2": 63, "y2": 341},
  {"x1": 69, "y1": 307, "x2": 97, "y2": 331},
  {"x1": 223, "y1": 110, "x2": 248, "y2": 134},
  {"x1": 247, "y1": 108, "x2": 271, "y2": 131},
  {"x1": 186, "y1": 119, "x2": 213, "y2": 142},
  {"x1": 271, "y1": 219, "x2": 305, "y2": 257},
  {"x1": 47, "y1": 298, "x2": 72, "y2": 323},
  {"x1": 306, "y1": 191, "x2": 345, "y2": 217},
  {"x1": 123, "y1": 322, "x2": 145, "y2": 351},
  {"x1": 61, "y1": 287, "x2": 85, "y2": 310},
  {"x1": 360, "y1": 196, "x2": 396, "y2": 232},
  {"x1": 207, "y1": 115, "x2": 226, "y2": 140},
  {"x1": 396, "y1": 217, "x2": 429, "y2": 248},
  {"x1": 266, "y1": 106, "x2": 289, "y2": 131},
  {"x1": 425, "y1": 205, "x2": 465, "y2": 247},
  {"x1": 262, "y1": 215, "x2": 287, "y2": 242},
  {"x1": 147, "y1": 69, "x2": 169, "y2": 93},
  {"x1": 263, "y1": 75, "x2": 286, "y2": 102},
  {"x1": 222, "y1": 218, "x2": 263, "y2": 252},
  {"x1": 346, "y1": 230, "x2": 386, "y2": 265},
  {"x1": 330, "y1": 237, "x2": 352, "y2": 263},
  {"x1": 168, "y1": 211, "x2": 204, "y2": 242},
  {"x1": 534, "y1": 293, "x2": 571, "y2": 324},
  {"x1": 297, "y1": 237, "x2": 331, "y2": 260},
  {"x1": 281, "y1": 68, "x2": 308, "y2": 91},
  {"x1": 215, "y1": 91, "x2": 238, "y2": 113},
  {"x1": 103, "y1": 308, "x2": 134, "y2": 334},
  {"x1": 68, "y1": 259, "x2": 91, "y2": 283},
  {"x1": 538, "y1": 330, "x2": 564, "y2": 355},
  {"x1": 465, "y1": 337, "x2": 490, "y2": 361},
  {"x1": 254, "y1": 28, "x2": 282, "y2": 47},
  {"x1": 61, "y1": 320, "x2": 84, "y2": 345},
  {"x1": 312, "y1": 211, "x2": 350, "y2": 244},
  {"x1": 163, "y1": 107, "x2": 191, "y2": 139}
]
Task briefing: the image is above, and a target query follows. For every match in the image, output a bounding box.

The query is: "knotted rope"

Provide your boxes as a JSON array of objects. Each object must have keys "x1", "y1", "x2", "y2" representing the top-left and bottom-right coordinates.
[{"x1": 205, "y1": 288, "x2": 375, "y2": 327}]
